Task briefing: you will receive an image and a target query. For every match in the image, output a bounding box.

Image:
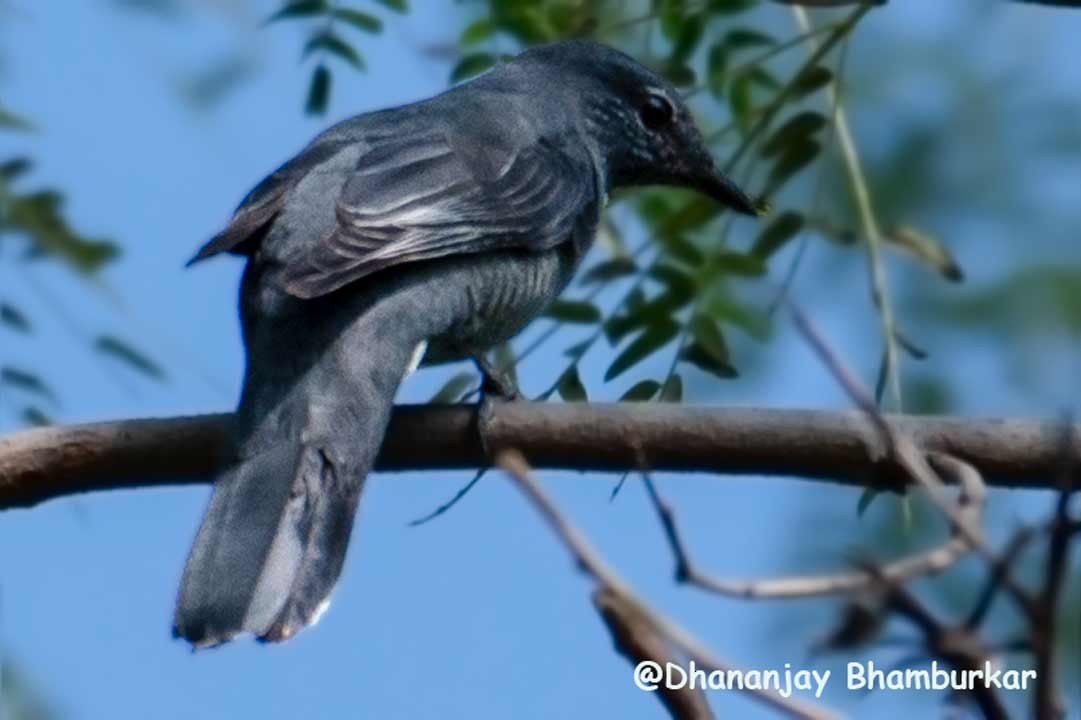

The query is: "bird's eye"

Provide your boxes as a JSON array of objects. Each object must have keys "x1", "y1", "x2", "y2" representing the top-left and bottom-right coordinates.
[{"x1": 639, "y1": 93, "x2": 674, "y2": 131}]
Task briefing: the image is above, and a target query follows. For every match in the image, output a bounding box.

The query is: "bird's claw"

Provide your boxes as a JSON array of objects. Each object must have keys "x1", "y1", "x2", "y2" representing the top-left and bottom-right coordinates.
[{"x1": 472, "y1": 354, "x2": 523, "y2": 402}]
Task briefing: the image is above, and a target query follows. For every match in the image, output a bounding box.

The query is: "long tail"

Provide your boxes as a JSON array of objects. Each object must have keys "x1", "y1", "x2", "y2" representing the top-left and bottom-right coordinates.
[{"x1": 173, "y1": 286, "x2": 426, "y2": 648}]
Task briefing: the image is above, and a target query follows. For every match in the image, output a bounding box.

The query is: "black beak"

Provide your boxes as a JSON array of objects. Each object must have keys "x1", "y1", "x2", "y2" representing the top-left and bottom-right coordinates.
[
  {"x1": 684, "y1": 147, "x2": 768, "y2": 216},
  {"x1": 701, "y1": 170, "x2": 768, "y2": 217}
]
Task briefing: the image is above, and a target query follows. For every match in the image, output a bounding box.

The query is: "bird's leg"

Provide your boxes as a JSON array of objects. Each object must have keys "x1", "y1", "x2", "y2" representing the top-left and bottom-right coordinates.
[
  {"x1": 472, "y1": 354, "x2": 522, "y2": 402},
  {"x1": 471, "y1": 353, "x2": 523, "y2": 461}
]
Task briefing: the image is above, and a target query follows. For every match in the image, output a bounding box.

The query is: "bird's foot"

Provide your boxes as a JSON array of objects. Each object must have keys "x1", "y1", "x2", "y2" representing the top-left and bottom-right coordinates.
[
  {"x1": 473, "y1": 355, "x2": 523, "y2": 402},
  {"x1": 471, "y1": 355, "x2": 523, "y2": 460}
]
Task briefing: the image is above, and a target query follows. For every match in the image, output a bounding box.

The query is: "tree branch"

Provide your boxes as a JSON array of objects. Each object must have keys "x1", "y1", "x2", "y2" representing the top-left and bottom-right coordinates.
[
  {"x1": 2, "y1": 404, "x2": 1078, "y2": 510},
  {"x1": 498, "y1": 449, "x2": 839, "y2": 720},
  {"x1": 639, "y1": 452, "x2": 985, "y2": 599}
]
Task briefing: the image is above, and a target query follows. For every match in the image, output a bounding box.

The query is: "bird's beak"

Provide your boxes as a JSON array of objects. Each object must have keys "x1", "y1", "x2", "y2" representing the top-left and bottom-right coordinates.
[
  {"x1": 684, "y1": 148, "x2": 768, "y2": 217},
  {"x1": 701, "y1": 170, "x2": 769, "y2": 217}
]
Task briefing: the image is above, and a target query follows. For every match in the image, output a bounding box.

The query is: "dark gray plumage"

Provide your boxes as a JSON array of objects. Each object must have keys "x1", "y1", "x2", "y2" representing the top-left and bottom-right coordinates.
[{"x1": 174, "y1": 40, "x2": 762, "y2": 648}]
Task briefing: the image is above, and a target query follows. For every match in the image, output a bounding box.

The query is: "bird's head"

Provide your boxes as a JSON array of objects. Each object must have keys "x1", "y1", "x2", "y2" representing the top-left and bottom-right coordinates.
[{"x1": 516, "y1": 40, "x2": 765, "y2": 216}]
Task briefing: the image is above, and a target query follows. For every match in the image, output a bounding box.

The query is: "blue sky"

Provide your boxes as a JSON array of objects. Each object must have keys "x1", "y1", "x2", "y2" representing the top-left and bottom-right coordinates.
[{"x1": 1, "y1": 2, "x2": 1079, "y2": 719}]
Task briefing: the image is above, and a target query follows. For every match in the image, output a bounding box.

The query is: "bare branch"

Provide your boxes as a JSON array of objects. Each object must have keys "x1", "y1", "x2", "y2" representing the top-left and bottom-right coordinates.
[
  {"x1": 1031, "y1": 423, "x2": 1079, "y2": 720},
  {"x1": 790, "y1": 303, "x2": 1039, "y2": 611},
  {"x1": 594, "y1": 587, "x2": 714, "y2": 720},
  {"x1": 871, "y1": 569, "x2": 1010, "y2": 720},
  {"x1": 498, "y1": 450, "x2": 840, "y2": 720},
  {"x1": 640, "y1": 453, "x2": 985, "y2": 599},
  {"x1": 2, "y1": 405, "x2": 1078, "y2": 510}
]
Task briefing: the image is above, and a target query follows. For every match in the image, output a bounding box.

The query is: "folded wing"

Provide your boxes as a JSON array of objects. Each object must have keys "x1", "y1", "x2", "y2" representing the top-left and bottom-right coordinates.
[{"x1": 282, "y1": 128, "x2": 597, "y2": 299}]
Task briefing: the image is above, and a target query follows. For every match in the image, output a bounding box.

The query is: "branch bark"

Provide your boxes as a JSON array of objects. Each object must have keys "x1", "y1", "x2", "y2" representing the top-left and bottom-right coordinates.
[{"x1": 1, "y1": 403, "x2": 1078, "y2": 510}]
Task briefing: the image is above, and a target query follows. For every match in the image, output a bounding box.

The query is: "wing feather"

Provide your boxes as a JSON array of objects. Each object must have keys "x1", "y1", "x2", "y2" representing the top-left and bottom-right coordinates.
[{"x1": 283, "y1": 131, "x2": 597, "y2": 299}]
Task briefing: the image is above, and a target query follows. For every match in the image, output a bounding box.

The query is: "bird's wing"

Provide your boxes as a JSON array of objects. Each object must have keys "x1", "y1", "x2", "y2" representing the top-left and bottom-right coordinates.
[
  {"x1": 282, "y1": 126, "x2": 598, "y2": 299},
  {"x1": 187, "y1": 140, "x2": 348, "y2": 266}
]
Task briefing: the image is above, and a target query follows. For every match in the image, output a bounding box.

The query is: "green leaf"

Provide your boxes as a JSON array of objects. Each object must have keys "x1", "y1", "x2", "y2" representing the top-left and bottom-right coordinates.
[
  {"x1": 94, "y1": 335, "x2": 166, "y2": 381},
  {"x1": 451, "y1": 53, "x2": 496, "y2": 83},
  {"x1": 563, "y1": 339, "x2": 592, "y2": 360},
  {"x1": 657, "y1": 196, "x2": 720, "y2": 237},
  {"x1": 672, "y1": 13, "x2": 705, "y2": 61},
  {"x1": 22, "y1": 406, "x2": 52, "y2": 427},
  {"x1": 7, "y1": 192, "x2": 119, "y2": 273},
  {"x1": 885, "y1": 226, "x2": 963, "y2": 282},
  {"x1": 0, "y1": 302, "x2": 31, "y2": 333},
  {"x1": 765, "y1": 140, "x2": 820, "y2": 194},
  {"x1": 638, "y1": 192, "x2": 674, "y2": 226},
  {"x1": 729, "y1": 70, "x2": 754, "y2": 133},
  {"x1": 708, "y1": 292, "x2": 771, "y2": 341},
  {"x1": 789, "y1": 66, "x2": 833, "y2": 102},
  {"x1": 1, "y1": 367, "x2": 56, "y2": 404},
  {"x1": 707, "y1": 43, "x2": 728, "y2": 98},
  {"x1": 554, "y1": 2, "x2": 598, "y2": 36},
  {"x1": 856, "y1": 487, "x2": 880, "y2": 516},
  {"x1": 620, "y1": 379, "x2": 660, "y2": 402},
  {"x1": 266, "y1": 0, "x2": 326, "y2": 23},
  {"x1": 304, "y1": 34, "x2": 365, "y2": 69},
  {"x1": 660, "y1": 374, "x2": 683, "y2": 402},
  {"x1": 708, "y1": 0, "x2": 757, "y2": 14},
  {"x1": 761, "y1": 112, "x2": 828, "y2": 158},
  {"x1": 0, "y1": 106, "x2": 34, "y2": 132},
  {"x1": 605, "y1": 289, "x2": 691, "y2": 344},
  {"x1": 430, "y1": 371, "x2": 476, "y2": 403},
  {"x1": 690, "y1": 315, "x2": 730, "y2": 366},
  {"x1": 650, "y1": 263, "x2": 697, "y2": 301},
  {"x1": 371, "y1": 0, "x2": 407, "y2": 11},
  {"x1": 725, "y1": 28, "x2": 775, "y2": 49},
  {"x1": 460, "y1": 18, "x2": 496, "y2": 45},
  {"x1": 746, "y1": 66, "x2": 780, "y2": 92},
  {"x1": 682, "y1": 342, "x2": 738, "y2": 379},
  {"x1": 662, "y1": 63, "x2": 696, "y2": 88},
  {"x1": 658, "y1": 0, "x2": 684, "y2": 42},
  {"x1": 497, "y1": 7, "x2": 554, "y2": 44},
  {"x1": 580, "y1": 257, "x2": 637, "y2": 285},
  {"x1": 714, "y1": 251, "x2": 767, "y2": 277},
  {"x1": 751, "y1": 211, "x2": 805, "y2": 259},
  {"x1": 0, "y1": 157, "x2": 32, "y2": 181},
  {"x1": 333, "y1": 8, "x2": 383, "y2": 33},
  {"x1": 605, "y1": 319, "x2": 680, "y2": 382},
  {"x1": 557, "y1": 365, "x2": 588, "y2": 402},
  {"x1": 894, "y1": 328, "x2": 928, "y2": 360},
  {"x1": 544, "y1": 299, "x2": 602, "y2": 324},
  {"x1": 662, "y1": 235, "x2": 704, "y2": 267},
  {"x1": 306, "y1": 64, "x2": 331, "y2": 115}
]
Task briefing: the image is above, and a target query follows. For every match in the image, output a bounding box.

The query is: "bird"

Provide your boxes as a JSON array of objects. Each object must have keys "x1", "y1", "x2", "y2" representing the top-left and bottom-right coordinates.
[{"x1": 173, "y1": 39, "x2": 763, "y2": 648}]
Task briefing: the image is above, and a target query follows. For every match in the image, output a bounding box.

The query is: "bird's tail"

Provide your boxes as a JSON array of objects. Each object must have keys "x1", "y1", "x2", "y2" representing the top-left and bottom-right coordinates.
[{"x1": 173, "y1": 290, "x2": 426, "y2": 648}]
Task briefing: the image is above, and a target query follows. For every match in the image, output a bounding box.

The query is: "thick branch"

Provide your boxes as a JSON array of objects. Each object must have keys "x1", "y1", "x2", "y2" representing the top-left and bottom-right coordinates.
[{"x1": 1, "y1": 404, "x2": 1078, "y2": 509}]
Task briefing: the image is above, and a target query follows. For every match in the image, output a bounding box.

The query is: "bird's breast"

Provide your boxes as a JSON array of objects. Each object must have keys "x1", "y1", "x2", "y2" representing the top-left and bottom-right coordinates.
[{"x1": 429, "y1": 241, "x2": 582, "y2": 357}]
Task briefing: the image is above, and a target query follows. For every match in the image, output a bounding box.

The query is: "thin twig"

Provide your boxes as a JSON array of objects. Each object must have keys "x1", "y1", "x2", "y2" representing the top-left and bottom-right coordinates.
[
  {"x1": 792, "y1": 6, "x2": 903, "y2": 411},
  {"x1": 867, "y1": 565, "x2": 1010, "y2": 720},
  {"x1": 1031, "y1": 421, "x2": 1079, "y2": 720},
  {"x1": 407, "y1": 468, "x2": 488, "y2": 526},
  {"x1": 964, "y1": 524, "x2": 1040, "y2": 631},
  {"x1": 640, "y1": 454, "x2": 984, "y2": 599},
  {"x1": 498, "y1": 449, "x2": 839, "y2": 720},
  {"x1": 724, "y1": 5, "x2": 871, "y2": 175}
]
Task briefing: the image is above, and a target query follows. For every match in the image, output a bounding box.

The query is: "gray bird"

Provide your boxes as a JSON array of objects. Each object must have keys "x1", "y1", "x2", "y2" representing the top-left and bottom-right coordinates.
[{"x1": 174, "y1": 39, "x2": 762, "y2": 648}]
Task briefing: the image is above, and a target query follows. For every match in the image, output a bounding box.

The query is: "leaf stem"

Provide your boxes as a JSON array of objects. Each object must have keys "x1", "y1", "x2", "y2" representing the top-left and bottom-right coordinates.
[{"x1": 791, "y1": 6, "x2": 902, "y2": 410}]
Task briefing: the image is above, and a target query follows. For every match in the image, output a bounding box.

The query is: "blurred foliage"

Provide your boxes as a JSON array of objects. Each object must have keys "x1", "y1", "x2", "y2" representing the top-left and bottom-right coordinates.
[
  {"x1": 1, "y1": 661, "x2": 55, "y2": 720},
  {"x1": 0, "y1": 107, "x2": 165, "y2": 428},
  {"x1": 404, "y1": 0, "x2": 882, "y2": 405},
  {"x1": 264, "y1": 0, "x2": 408, "y2": 115},
  {"x1": 3, "y1": 0, "x2": 1079, "y2": 714}
]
